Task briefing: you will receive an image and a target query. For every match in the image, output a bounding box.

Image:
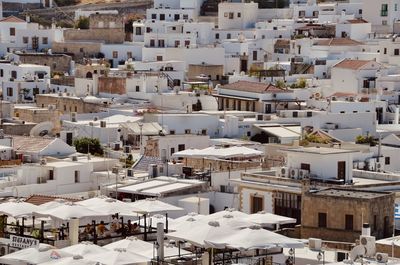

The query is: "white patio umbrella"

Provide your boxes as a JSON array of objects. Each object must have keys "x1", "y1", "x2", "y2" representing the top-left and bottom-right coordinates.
[
  {"x1": 138, "y1": 214, "x2": 175, "y2": 230},
  {"x1": 34, "y1": 202, "x2": 107, "y2": 221},
  {"x1": 204, "y1": 208, "x2": 249, "y2": 220},
  {"x1": 245, "y1": 211, "x2": 297, "y2": 226},
  {"x1": 0, "y1": 199, "x2": 40, "y2": 218},
  {"x1": 166, "y1": 220, "x2": 236, "y2": 248},
  {"x1": 85, "y1": 248, "x2": 150, "y2": 265},
  {"x1": 130, "y1": 198, "x2": 183, "y2": 214},
  {"x1": 61, "y1": 241, "x2": 106, "y2": 256},
  {"x1": 104, "y1": 236, "x2": 190, "y2": 259},
  {"x1": 38, "y1": 255, "x2": 98, "y2": 265},
  {"x1": 169, "y1": 213, "x2": 205, "y2": 231},
  {"x1": 0, "y1": 244, "x2": 72, "y2": 265},
  {"x1": 39, "y1": 199, "x2": 70, "y2": 211},
  {"x1": 205, "y1": 225, "x2": 304, "y2": 250},
  {"x1": 78, "y1": 196, "x2": 138, "y2": 216}
]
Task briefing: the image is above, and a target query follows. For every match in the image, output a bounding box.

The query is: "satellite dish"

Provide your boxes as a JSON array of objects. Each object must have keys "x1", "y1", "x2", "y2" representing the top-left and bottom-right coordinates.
[
  {"x1": 30, "y1": 122, "x2": 54, "y2": 137},
  {"x1": 349, "y1": 245, "x2": 366, "y2": 262}
]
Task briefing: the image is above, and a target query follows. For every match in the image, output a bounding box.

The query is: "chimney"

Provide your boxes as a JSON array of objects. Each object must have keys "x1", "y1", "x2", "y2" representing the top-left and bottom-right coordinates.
[{"x1": 362, "y1": 223, "x2": 371, "y2": 236}]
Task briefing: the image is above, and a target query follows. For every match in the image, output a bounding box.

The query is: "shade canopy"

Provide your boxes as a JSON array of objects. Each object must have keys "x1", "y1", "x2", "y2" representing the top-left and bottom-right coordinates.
[
  {"x1": 38, "y1": 255, "x2": 98, "y2": 265},
  {"x1": 172, "y1": 146, "x2": 263, "y2": 159},
  {"x1": 85, "y1": 248, "x2": 150, "y2": 265},
  {"x1": 205, "y1": 225, "x2": 304, "y2": 250},
  {"x1": 104, "y1": 236, "x2": 190, "y2": 259},
  {"x1": 130, "y1": 198, "x2": 183, "y2": 214},
  {"x1": 0, "y1": 199, "x2": 41, "y2": 218},
  {"x1": 39, "y1": 199, "x2": 70, "y2": 211},
  {"x1": 61, "y1": 241, "x2": 106, "y2": 256},
  {"x1": 0, "y1": 244, "x2": 71, "y2": 265},
  {"x1": 204, "y1": 208, "x2": 249, "y2": 221},
  {"x1": 169, "y1": 213, "x2": 205, "y2": 231},
  {"x1": 138, "y1": 214, "x2": 175, "y2": 230},
  {"x1": 34, "y1": 202, "x2": 106, "y2": 221},
  {"x1": 78, "y1": 196, "x2": 138, "y2": 216},
  {"x1": 245, "y1": 211, "x2": 297, "y2": 226},
  {"x1": 167, "y1": 220, "x2": 236, "y2": 247}
]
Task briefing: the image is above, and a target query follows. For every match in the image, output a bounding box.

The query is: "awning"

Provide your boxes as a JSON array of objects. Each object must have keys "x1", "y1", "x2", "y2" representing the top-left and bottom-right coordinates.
[
  {"x1": 255, "y1": 126, "x2": 301, "y2": 139},
  {"x1": 212, "y1": 94, "x2": 258, "y2": 101}
]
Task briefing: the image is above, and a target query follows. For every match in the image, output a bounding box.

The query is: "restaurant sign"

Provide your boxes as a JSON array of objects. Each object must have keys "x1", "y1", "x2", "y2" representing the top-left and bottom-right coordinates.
[{"x1": 10, "y1": 235, "x2": 39, "y2": 249}]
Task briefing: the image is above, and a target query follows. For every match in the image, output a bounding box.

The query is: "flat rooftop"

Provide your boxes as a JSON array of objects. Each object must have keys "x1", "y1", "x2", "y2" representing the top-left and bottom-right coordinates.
[
  {"x1": 285, "y1": 146, "x2": 358, "y2": 155},
  {"x1": 309, "y1": 188, "x2": 391, "y2": 199}
]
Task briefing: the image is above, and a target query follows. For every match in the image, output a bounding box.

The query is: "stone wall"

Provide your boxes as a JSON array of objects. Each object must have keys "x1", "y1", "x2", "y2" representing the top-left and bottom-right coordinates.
[
  {"x1": 98, "y1": 76, "x2": 126, "y2": 95},
  {"x1": 89, "y1": 14, "x2": 124, "y2": 29},
  {"x1": 52, "y1": 42, "x2": 101, "y2": 62},
  {"x1": 188, "y1": 64, "x2": 224, "y2": 82},
  {"x1": 63, "y1": 28, "x2": 125, "y2": 44},
  {"x1": 18, "y1": 54, "x2": 71, "y2": 73},
  {"x1": 301, "y1": 190, "x2": 395, "y2": 242},
  {"x1": 0, "y1": 124, "x2": 35, "y2": 135},
  {"x1": 36, "y1": 95, "x2": 103, "y2": 114}
]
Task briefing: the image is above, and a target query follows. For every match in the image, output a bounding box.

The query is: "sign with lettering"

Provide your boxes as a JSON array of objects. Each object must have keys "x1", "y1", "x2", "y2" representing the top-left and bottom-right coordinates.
[{"x1": 10, "y1": 235, "x2": 39, "y2": 249}]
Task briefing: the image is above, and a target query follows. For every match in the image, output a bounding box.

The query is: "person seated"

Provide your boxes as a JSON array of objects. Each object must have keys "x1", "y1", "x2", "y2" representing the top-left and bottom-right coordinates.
[{"x1": 97, "y1": 221, "x2": 107, "y2": 236}]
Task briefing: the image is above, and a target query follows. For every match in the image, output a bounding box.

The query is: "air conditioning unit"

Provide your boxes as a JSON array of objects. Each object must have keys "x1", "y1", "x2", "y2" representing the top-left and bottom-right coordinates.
[
  {"x1": 309, "y1": 238, "x2": 322, "y2": 251},
  {"x1": 71, "y1": 112, "x2": 77, "y2": 122},
  {"x1": 360, "y1": 235, "x2": 376, "y2": 257},
  {"x1": 375, "y1": 162, "x2": 384, "y2": 172},
  {"x1": 298, "y1": 169, "x2": 310, "y2": 179},
  {"x1": 277, "y1": 167, "x2": 289, "y2": 178},
  {"x1": 290, "y1": 168, "x2": 299, "y2": 179},
  {"x1": 358, "y1": 161, "x2": 365, "y2": 170},
  {"x1": 113, "y1": 142, "x2": 120, "y2": 151},
  {"x1": 375, "y1": 252, "x2": 389, "y2": 263}
]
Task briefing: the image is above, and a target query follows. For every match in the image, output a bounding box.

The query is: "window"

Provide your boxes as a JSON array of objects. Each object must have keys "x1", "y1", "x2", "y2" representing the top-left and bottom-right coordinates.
[
  {"x1": 345, "y1": 214, "x2": 353, "y2": 230},
  {"x1": 160, "y1": 14, "x2": 165, "y2": 21},
  {"x1": 169, "y1": 130, "x2": 175, "y2": 135},
  {"x1": 251, "y1": 195, "x2": 263, "y2": 214},
  {"x1": 381, "y1": 4, "x2": 388, "y2": 16},
  {"x1": 146, "y1": 27, "x2": 152, "y2": 33},
  {"x1": 385, "y1": 157, "x2": 390, "y2": 165},
  {"x1": 63, "y1": 48, "x2": 68, "y2": 52},
  {"x1": 74, "y1": 106, "x2": 77, "y2": 112},
  {"x1": 384, "y1": 48, "x2": 387, "y2": 54},
  {"x1": 174, "y1": 14, "x2": 180, "y2": 21},
  {"x1": 0, "y1": 69, "x2": 3, "y2": 77},
  {"x1": 237, "y1": 12, "x2": 241, "y2": 18},
  {"x1": 301, "y1": 163, "x2": 310, "y2": 171},
  {"x1": 80, "y1": 47, "x2": 84, "y2": 53},
  {"x1": 215, "y1": 33, "x2": 219, "y2": 39},
  {"x1": 23, "y1": 37, "x2": 28, "y2": 44},
  {"x1": 396, "y1": 3, "x2": 398, "y2": 11},
  {"x1": 112, "y1": 51, "x2": 118, "y2": 58},
  {"x1": 11, "y1": 70, "x2": 17, "y2": 79},
  {"x1": 135, "y1": 85, "x2": 140, "y2": 92},
  {"x1": 127, "y1": 52, "x2": 132, "y2": 58},
  {"x1": 252, "y1": 50, "x2": 257, "y2": 61},
  {"x1": 9, "y1": 28, "x2": 15, "y2": 36},
  {"x1": 395, "y1": 49, "x2": 400, "y2": 56},
  {"x1": 135, "y1": 27, "x2": 142, "y2": 35},
  {"x1": 185, "y1": 129, "x2": 191, "y2": 134},
  {"x1": 49, "y1": 170, "x2": 54, "y2": 180},
  {"x1": 201, "y1": 129, "x2": 207, "y2": 135},
  {"x1": 158, "y1": 39, "x2": 165, "y2": 47},
  {"x1": 64, "y1": 105, "x2": 67, "y2": 111},
  {"x1": 170, "y1": 147, "x2": 175, "y2": 156},
  {"x1": 318, "y1": 212, "x2": 327, "y2": 228},
  {"x1": 42, "y1": 37, "x2": 48, "y2": 45},
  {"x1": 174, "y1": 40, "x2": 180, "y2": 47},
  {"x1": 150, "y1": 39, "x2": 155, "y2": 47},
  {"x1": 74, "y1": 171, "x2": 80, "y2": 183},
  {"x1": 184, "y1": 40, "x2": 190, "y2": 46},
  {"x1": 151, "y1": 14, "x2": 156, "y2": 19},
  {"x1": 227, "y1": 33, "x2": 231, "y2": 39},
  {"x1": 178, "y1": 144, "x2": 185, "y2": 151},
  {"x1": 7, "y1": 87, "x2": 13, "y2": 97},
  {"x1": 359, "y1": 9, "x2": 362, "y2": 15},
  {"x1": 183, "y1": 14, "x2": 188, "y2": 20},
  {"x1": 229, "y1": 12, "x2": 234, "y2": 19},
  {"x1": 156, "y1": 55, "x2": 163, "y2": 61}
]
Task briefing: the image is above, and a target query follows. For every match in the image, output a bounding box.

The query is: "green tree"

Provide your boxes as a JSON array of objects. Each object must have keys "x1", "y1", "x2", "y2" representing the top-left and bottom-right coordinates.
[
  {"x1": 73, "y1": 137, "x2": 104, "y2": 156},
  {"x1": 275, "y1": 79, "x2": 286, "y2": 89},
  {"x1": 75, "y1": 17, "x2": 89, "y2": 29}
]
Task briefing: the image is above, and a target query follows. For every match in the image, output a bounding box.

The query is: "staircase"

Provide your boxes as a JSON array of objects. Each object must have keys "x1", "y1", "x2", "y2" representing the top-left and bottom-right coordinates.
[{"x1": 159, "y1": 72, "x2": 175, "y2": 90}]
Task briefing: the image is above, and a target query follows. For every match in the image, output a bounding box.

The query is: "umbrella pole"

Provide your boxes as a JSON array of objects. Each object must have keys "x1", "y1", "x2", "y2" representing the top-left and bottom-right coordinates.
[
  {"x1": 210, "y1": 248, "x2": 213, "y2": 265},
  {"x1": 144, "y1": 214, "x2": 147, "y2": 241},
  {"x1": 165, "y1": 213, "x2": 168, "y2": 233}
]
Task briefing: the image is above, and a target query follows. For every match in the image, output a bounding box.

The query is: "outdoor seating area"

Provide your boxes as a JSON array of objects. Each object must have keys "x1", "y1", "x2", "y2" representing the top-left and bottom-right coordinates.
[{"x1": 0, "y1": 197, "x2": 303, "y2": 264}]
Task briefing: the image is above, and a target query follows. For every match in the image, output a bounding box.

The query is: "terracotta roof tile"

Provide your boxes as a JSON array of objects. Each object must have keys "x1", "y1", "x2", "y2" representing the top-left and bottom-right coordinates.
[
  {"x1": 25, "y1": 194, "x2": 80, "y2": 206},
  {"x1": 346, "y1": 19, "x2": 369, "y2": 24},
  {"x1": 333, "y1": 59, "x2": 375, "y2": 70},
  {"x1": 315, "y1": 38, "x2": 363, "y2": 46},
  {"x1": 221, "y1": 81, "x2": 292, "y2": 94},
  {"x1": 0, "y1": 16, "x2": 25, "y2": 23}
]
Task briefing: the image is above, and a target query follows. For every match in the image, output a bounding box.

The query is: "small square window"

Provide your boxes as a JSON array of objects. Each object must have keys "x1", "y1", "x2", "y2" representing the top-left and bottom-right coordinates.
[
  {"x1": 42, "y1": 37, "x2": 48, "y2": 45},
  {"x1": 237, "y1": 13, "x2": 241, "y2": 17},
  {"x1": 185, "y1": 129, "x2": 191, "y2": 134},
  {"x1": 135, "y1": 85, "x2": 140, "y2": 92},
  {"x1": 385, "y1": 157, "x2": 390, "y2": 165},
  {"x1": 23, "y1": 37, "x2": 28, "y2": 44}
]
